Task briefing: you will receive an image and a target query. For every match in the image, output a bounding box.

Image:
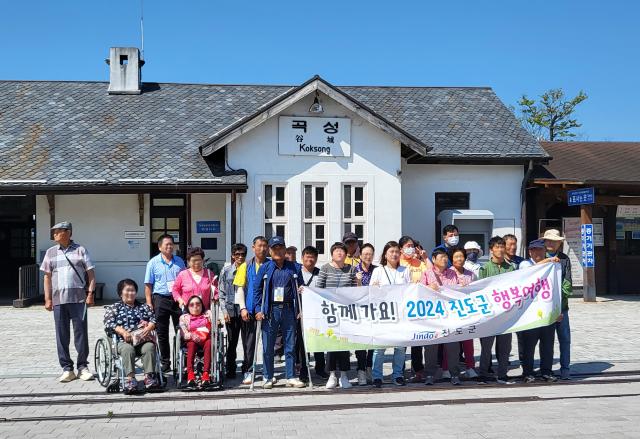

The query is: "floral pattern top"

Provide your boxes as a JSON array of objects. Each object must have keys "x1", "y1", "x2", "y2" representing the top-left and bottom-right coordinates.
[{"x1": 104, "y1": 301, "x2": 156, "y2": 342}]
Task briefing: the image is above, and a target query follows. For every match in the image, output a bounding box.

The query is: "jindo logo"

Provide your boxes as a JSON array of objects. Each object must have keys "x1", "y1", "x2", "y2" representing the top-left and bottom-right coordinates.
[{"x1": 411, "y1": 331, "x2": 436, "y2": 341}]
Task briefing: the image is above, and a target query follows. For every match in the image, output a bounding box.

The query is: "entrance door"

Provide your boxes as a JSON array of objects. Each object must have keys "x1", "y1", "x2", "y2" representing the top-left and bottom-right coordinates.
[
  {"x1": 0, "y1": 196, "x2": 36, "y2": 303},
  {"x1": 150, "y1": 195, "x2": 187, "y2": 258}
]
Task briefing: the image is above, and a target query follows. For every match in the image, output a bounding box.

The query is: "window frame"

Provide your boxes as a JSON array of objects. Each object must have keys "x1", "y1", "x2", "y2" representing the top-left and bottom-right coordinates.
[
  {"x1": 342, "y1": 183, "x2": 367, "y2": 247},
  {"x1": 302, "y1": 183, "x2": 328, "y2": 257},
  {"x1": 263, "y1": 183, "x2": 288, "y2": 240}
]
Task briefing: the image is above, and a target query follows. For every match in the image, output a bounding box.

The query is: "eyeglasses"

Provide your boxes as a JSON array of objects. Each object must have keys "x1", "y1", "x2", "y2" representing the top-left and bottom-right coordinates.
[{"x1": 188, "y1": 302, "x2": 201, "y2": 308}]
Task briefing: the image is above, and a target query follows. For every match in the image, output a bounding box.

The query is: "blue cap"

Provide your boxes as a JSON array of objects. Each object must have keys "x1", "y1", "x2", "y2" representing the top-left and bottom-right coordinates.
[
  {"x1": 528, "y1": 239, "x2": 545, "y2": 249},
  {"x1": 268, "y1": 236, "x2": 286, "y2": 248}
]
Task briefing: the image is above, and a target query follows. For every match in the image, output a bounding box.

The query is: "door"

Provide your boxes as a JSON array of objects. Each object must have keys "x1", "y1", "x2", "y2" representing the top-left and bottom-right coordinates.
[{"x1": 150, "y1": 195, "x2": 187, "y2": 258}]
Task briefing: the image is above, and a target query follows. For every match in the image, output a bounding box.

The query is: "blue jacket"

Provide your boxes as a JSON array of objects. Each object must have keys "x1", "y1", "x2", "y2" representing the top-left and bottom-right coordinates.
[
  {"x1": 252, "y1": 260, "x2": 303, "y2": 317},
  {"x1": 244, "y1": 257, "x2": 270, "y2": 313}
]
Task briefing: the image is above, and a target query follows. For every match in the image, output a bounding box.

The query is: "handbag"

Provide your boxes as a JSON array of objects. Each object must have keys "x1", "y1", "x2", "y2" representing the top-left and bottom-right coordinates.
[{"x1": 130, "y1": 327, "x2": 156, "y2": 347}]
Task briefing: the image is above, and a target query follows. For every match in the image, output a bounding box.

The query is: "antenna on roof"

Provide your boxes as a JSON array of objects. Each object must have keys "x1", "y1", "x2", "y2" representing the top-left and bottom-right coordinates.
[{"x1": 140, "y1": 0, "x2": 145, "y2": 60}]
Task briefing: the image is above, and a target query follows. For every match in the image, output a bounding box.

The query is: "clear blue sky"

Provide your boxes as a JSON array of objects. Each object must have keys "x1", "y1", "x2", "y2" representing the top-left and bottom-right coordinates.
[{"x1": 1, "y1": 0, "x2": 638, "y2": 140}]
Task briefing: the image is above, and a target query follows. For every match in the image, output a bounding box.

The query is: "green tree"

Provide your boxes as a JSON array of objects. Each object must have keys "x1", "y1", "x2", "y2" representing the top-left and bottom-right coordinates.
[{"x1": 512, "y1": 89, "x2": 588, "y2": 141}]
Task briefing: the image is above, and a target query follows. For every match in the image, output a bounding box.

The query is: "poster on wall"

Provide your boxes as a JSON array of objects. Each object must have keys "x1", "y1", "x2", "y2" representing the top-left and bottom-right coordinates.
[
  {"x1": 563, "y1": 217, "x2": 583, "y2": 287},
  {"x1": 278, "y1": 116, "x2": 351, "y2": 157}
]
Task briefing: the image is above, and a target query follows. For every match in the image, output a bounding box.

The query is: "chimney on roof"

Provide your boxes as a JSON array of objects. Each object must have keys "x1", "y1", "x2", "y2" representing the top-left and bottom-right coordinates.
[{"x1": 106, "y1": 47, "x2": 144, "y2": 94}]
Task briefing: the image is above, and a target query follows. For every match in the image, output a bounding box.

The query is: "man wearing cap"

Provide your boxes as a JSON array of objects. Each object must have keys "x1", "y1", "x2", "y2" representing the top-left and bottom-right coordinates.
[
  {"x1": 253, "y1": 237, "x2": 305, "y2": 389},
  {"x1": 41, "y1": 222, "x2": 96, "y2": 383},
  {"x1": 463, "y1": 241, "x2": 483, "y2": 277},
  {"x1": 343, "y1": 232, "x2": 361, "y2": 267},
  {"x1": 519, "y1": 239, "x2": 561, "y2": 383},
  {"x1": 542, "y1": 229, "x2": 573, "y2": 380}
]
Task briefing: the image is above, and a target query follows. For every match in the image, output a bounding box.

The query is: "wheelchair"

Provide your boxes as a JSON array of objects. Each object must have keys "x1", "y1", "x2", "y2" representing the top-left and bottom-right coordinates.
[
  {"x1": 173, "y1": 302, "x2": 227, "y2": 391},
  {"x1": 94, "y1": 330, "x2": 165, "y2": 394}
]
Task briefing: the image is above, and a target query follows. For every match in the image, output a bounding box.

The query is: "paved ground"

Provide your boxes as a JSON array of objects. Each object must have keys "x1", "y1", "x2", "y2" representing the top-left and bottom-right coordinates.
[{"x1": 1, "y1": 296, "x2": 639, "y2": 438}]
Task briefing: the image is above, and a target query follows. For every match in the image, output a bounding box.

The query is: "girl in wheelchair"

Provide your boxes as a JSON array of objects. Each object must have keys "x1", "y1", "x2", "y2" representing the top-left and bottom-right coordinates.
[
  {"x1": 103, "y1": 279, "x2": 161, "y2": 394},
  {"x1": 179, "y1": 295, "x2": 213, "y2": 387}
]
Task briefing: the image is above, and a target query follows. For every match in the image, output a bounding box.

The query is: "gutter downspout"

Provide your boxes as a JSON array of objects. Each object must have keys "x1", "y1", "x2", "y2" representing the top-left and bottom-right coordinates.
[{"x1": 520, "y1": 160, "x2": 535, "y2": 257}]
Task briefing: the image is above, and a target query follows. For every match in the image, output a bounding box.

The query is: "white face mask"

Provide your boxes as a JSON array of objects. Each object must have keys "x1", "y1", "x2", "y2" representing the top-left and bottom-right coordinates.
[
  {"x1": 446, "y1": 236, "x2": 460, "y2": 246},
  {"x1": 403, "y1": 247, "x2": 415, "y2": 257}
]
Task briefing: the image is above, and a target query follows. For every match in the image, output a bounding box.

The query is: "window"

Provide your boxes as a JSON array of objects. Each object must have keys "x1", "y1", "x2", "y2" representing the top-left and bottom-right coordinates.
[
  {"x1": 264, "y1": 184, "x2": 287, "y2": 240},
  {"x1": 342, "y1": 184, "x2": 366, "y2": 247},
  {"x1": 434, "y1": 192, "x2": 469, "y2": 247},
  {"x1": 303, "y1": 184, "x2": 327, "y2": 256}
]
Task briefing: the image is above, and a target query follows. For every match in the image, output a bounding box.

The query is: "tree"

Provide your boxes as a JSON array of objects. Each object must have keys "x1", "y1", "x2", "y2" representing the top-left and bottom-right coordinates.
[{"x1": 512, "y1": 89, "x2": 588, "y2": 141}]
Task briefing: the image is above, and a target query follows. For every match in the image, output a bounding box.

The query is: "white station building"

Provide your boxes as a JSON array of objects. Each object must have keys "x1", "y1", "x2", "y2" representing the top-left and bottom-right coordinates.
[{"x1": 0, "y1": 47, "x2": 548, "y2": 302}]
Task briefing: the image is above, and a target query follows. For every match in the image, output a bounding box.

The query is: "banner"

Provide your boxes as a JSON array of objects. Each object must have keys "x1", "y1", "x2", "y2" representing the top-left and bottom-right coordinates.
[{"x1": 301, "y1": 262, "x2": 562, "y2": 352}]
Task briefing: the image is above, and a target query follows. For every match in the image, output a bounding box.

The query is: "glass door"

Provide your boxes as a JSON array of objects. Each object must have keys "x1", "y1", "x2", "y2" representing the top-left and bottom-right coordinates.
[{"x1": 150, "y1": 195, "x2": 187, "y2": 258}]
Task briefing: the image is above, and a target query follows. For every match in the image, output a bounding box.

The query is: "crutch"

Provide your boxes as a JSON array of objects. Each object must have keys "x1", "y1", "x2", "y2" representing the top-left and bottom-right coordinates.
[
  {"x1": 293, "y1": 274, "x2": 313, "y2": 389},
  {"x1": 210, "y1": 272, "x2": 218, "y2": 386},
  {"x1": 250, "y1": 274, "x2": 268, "y2": 391}
]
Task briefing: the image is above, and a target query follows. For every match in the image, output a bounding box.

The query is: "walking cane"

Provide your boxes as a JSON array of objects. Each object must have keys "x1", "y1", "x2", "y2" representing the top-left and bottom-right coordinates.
[
  {"x1": 250, "y1": 274, "x2": 268, "y2": 391},
  {"x1": 210, "y1": 272, "x2": 218, "y2": 385},
  {"x1": 293, "y1": 274, "x2": 313, "y2": 389}
]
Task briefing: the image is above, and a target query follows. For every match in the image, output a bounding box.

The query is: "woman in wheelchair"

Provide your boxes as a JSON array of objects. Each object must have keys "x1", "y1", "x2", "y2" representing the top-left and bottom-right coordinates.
[
  {"x1": 103, "y1": 279, "x2": 161, "y2": 393},
  {"x1": 179, "y1": 295, "x2": 213, "y2": 386}
]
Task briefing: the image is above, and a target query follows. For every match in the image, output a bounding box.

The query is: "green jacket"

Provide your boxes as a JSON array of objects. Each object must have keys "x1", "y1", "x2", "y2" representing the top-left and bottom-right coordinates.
[{"x1": 479, "y1": 259, "x2": 515, "y2": 279}]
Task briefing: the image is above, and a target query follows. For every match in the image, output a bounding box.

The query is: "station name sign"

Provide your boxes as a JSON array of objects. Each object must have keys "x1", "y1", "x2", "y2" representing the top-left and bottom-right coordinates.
[{"x1": 278, "y1": 116, "x2": 351, "y2": 157}]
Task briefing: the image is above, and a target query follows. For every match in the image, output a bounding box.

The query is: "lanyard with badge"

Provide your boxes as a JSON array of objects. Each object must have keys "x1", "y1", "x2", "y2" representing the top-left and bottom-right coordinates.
[{"x1": 383, "y1": 266, "x2": 399, "y2": 285}]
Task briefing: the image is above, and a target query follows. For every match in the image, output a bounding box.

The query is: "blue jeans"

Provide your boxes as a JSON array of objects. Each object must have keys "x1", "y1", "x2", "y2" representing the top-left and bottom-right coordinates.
[
  {"x1": 262, "y1": 303, "x2": 296, "y2": 380},
  {"x1": 555, "y1": 310, "x2": 571, "y2": 374},
  {"x1": 372, "y1": 347, "x2": 405, "y2": 380}
]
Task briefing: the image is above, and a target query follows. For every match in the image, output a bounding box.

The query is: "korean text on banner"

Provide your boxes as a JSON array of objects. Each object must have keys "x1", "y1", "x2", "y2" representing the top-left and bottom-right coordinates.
[{"x1": 301, "y1": 263, "x2": 562, "y2": 352}]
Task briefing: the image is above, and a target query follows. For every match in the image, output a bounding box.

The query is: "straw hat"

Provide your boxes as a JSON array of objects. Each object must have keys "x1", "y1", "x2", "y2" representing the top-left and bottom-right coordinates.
[{"x1": 542, "y1": 229, "x2": 565, "y2": 241}]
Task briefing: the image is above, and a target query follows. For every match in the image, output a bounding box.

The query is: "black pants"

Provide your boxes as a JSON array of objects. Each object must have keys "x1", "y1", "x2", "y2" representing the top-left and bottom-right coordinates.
[
  {"x1": 53, "y1": 303, "x2": 89, "y2": 372},
  {"x1": 411, "y1": 346, "x2": 425, "y2": 372},
  {"x1": 355, "y1": 350, "x2": 373, "y2": 371},
  {"x1": 225, "y1": 314, "x2": 242, "y2": 375},
  {"x1": 327, "y1": 351, "x2": 350, "y2": 372},
  {"x1": 241, "y1": 317, "x2": 257, "y2": 373},
  {"x1": 522, "y1": 324, "x2": 556, "y2": 377},
  {"x1": 153, "y1": 294, "x2": 181, "y2": 367}
]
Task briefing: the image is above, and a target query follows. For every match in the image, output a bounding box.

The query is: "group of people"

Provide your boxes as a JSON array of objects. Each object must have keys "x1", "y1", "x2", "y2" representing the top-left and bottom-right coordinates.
[{"x1": 42, "y1": 220, "x2": 572, "y2": 392}]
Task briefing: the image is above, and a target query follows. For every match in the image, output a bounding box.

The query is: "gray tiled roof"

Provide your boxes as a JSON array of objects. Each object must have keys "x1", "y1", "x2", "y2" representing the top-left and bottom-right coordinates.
[{"x1": 0, "y1": 79, "x2": 546, "y2": 189}]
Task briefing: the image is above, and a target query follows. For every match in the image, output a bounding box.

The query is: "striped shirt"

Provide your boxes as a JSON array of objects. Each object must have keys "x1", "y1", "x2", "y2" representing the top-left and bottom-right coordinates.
[
  {"x1": 40, "y1": 241, "x2": 94, "y2": 306},
  {"x1": 316, "y1": 263, "x2": 357, "y2": 288}
]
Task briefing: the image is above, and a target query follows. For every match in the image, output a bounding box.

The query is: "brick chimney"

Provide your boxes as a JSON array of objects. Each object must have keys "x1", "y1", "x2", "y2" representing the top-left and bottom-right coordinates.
[{"x1": 106, "y1": 47, "x2": 144, "y2": 95}]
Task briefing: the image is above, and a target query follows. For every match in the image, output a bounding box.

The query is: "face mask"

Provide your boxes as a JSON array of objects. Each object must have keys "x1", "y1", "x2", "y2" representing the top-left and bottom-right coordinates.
[
  {"x1": 403, "y1": 247, "x2": 415, "y2": 257},
  {"x1": 446, "y1": 236, "x2": 459, "y2": 247},
  {"x1": 467, "y1": 252, "x2": 479, "y2": 263}
]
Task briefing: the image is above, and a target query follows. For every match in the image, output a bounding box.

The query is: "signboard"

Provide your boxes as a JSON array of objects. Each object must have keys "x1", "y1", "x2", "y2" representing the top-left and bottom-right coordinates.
[
  {"x1": 563, "y1": 217, "x2": 583, "y2": 287},
  {"x1": 581, "y1": 224, "x2": 595, "y2": 268},
  {"x1": 124, "y1": 231, "x2": 146, "y2": 239},
  {"x1": 278, "y1": 116, "x2": 351, "y2": 157},
  {"x1": 617, "y1": 205, "x2": 640, "y2": 218},
  {"x1": 196, "y1": 221, "x2": 221, "y2": 234},
  {"x1": 568, "y1": 187, "x2": 595, "y2": 206}
]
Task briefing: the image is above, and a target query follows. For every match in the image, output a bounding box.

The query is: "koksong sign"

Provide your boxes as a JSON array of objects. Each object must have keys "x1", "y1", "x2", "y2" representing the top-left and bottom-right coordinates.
[{"x1": 278, "y1": 116, "x2": 351, "y2": 157}]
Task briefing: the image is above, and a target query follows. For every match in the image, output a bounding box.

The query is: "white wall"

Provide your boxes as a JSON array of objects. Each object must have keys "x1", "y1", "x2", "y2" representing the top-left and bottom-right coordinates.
[
  {"x1": 227, "y1": 92, "x2": 403, "y2": 263},
  {"x1": 36, "y1": 194, "x2": 151, "y2": 300},
  {"x1": 401, "y1": 163, "x2": 525, "y2": 254},
  {"x1": 190, "y1": 193, "x2": 227, "y2": 266}
]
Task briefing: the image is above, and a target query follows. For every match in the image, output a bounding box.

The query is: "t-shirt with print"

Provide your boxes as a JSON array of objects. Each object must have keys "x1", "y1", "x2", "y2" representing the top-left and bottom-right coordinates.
[
  {"x1": 40, "y1": 241, "x2": 94, "y2": 306},
  {"x1": 400, "y1": 257, "x2": 428, "y2": 284}
]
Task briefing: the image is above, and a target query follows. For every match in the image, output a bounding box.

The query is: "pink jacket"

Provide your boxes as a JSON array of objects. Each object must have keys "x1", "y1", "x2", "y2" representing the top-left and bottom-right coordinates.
[{"x1": 171, "y1": 268, "x2": 218, "y2": 310}]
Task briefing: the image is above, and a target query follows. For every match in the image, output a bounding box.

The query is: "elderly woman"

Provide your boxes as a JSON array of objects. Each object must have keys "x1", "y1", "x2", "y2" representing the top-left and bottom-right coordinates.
[
  {"x1": 104, "y1": 278, "x2": 159, "y2": 394},
  {"x1": 172, "y1": 246, "x2": 218, "y2": 311}
]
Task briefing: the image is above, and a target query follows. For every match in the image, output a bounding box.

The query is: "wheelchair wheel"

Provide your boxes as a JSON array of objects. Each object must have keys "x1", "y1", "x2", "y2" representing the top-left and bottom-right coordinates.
[
  {"x1": 94, "y1": 336, "x2": 113, "y2": 387},
  {"x1": 172, "y1": 329, "x2": 183, "y2": 388}
]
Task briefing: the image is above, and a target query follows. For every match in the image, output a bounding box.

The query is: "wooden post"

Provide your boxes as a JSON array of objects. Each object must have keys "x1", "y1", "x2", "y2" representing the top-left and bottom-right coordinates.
[
  {"x1": 581, "y1": 204, "x2": 597, "y2": 302},
  {"x1": 230, "y1": 190, "x2": 237, "y2": 245}
]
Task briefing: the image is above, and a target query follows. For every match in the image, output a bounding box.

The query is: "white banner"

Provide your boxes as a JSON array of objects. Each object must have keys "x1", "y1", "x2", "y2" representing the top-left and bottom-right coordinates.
[{"x1": 301, "y1": 263, "x2": 562, "y2": 352}]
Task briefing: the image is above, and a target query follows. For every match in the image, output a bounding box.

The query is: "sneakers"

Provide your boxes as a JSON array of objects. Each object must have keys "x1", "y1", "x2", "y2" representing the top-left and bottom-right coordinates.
[
  {"x1": 357, "y1": 370, "x2": 367, "y2": 386},
  {"x1": 325, "y1": 372, "x2": 338, "y2": 389},
  {"x1": 424, "y1": 375, "x2": 434, "y2": 386},
  {"x1": 366, "y1": 367, "x2": 373, "y2": 384},
  {"x1": 201, "y1": 371, "x2": 211, "y2": 383},
  {"x1": 441, "y1": 370, "x2": 451, "y2": 380},
  {"x1": 242, "y1": 372, "x2": 253, "y2": 385},
  {"x1": 523, "y1": 375, "x2": 536, "y2": 384},
  {"x1": 496, "y1": 376, "x2": 515, "y2": 385},
  {"x1": 411, "y1": 370, "x2": 425, "y2": 383},
  {"x1": 144, "y1": 373, "x2": 159, "y2": 389},
  {"x1": 286, "y1": 378, "x2": 306, "y2": 388},
  {"x1": 272, "y1": 377, "x2": 278, "y2": 385},
  {"x1": 464, "y1": 368, "x2": 478, "y2": 379},
  {"x1": 541, "y1": 374, "x2": 558, "y2": 383},
  {"x1": 560, "y1": 370, "x2": 571, "y2": 380},
  {"x1": 124, "y1": 378, "x2": 138, "y2": 394},
  {"x1": 77, "y1": 368, "x2": 94, "y2": 381},
  {"x1": 394, "y1": 377, "x2": 406, "y2": 386},
  {"x1": 262, "y1": 378, "x2": 273, "y2": 389},
  {"x1": 58, "y1": 370, "x2": 76, "y2": 383},
  {"x1": 451, "y1": 376, "x2": 461, "y2": 386},
  {"x1": 187, "y1": 371, "x2": 196, "y2": 387},
  {"x1": 373, "y1": 378, "x2": 383, "y2": 388},
  {"x1": 339, "y1": 373, "x2": 352, "y2": 389}
]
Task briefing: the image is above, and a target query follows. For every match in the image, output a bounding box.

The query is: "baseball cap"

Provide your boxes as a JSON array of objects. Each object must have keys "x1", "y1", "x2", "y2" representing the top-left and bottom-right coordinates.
[
  {"x1": 268, "y1": 236, "x2": 286, "y2": 248},
  {"x1": 528, "y1": 239, "x2": 546, "y2": 249},
  {"x1": 342, "y1": 232, "x2": 358, "y2": 243}
]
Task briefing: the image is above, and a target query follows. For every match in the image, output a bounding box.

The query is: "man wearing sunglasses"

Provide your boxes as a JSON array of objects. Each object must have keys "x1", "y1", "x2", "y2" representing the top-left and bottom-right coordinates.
[{"x1": 218, "y1": 243, "x2": 248, "y2": 379}]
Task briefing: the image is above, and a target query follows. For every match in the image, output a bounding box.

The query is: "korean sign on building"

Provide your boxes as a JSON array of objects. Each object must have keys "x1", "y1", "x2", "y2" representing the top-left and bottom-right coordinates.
[
  {"x1": 278, "y1": 116, "x2": 351, "y2": 157},
  {"x1": 567, "y1": 187, "x2": 595, "y2": 206},
  {"x1": 581, "y1": 223, "x2": 595, "y2": 268}
]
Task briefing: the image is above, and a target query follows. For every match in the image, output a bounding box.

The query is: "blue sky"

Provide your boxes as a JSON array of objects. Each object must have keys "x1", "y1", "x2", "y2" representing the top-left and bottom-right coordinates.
[{"x1": 1, "y1": 0, "x2": 638, "y2": 140}]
